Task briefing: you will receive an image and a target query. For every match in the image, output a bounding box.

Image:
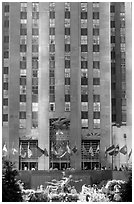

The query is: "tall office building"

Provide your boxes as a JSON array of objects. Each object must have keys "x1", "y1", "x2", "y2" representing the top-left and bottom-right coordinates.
[{"x1": 2, "y1": 2, "x2": 132, "y2": 170}]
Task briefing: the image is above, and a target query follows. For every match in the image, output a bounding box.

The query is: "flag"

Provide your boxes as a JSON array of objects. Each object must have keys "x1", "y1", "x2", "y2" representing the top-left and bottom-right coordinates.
[
  {"x1": 2, "y1": 144, "x2": 7, "y2": 157},
  {"x1": 12, "y1": 147, "x2": 18, "y2": 155},
  {"x1": 20, "y1": 144, "x2": 26, "y2": 158},
  {"x1": 120, "y1": 145, "x2": 127, "y2": 155},
  {"x1": 95, "y1": 145, "x2": 100, "y2": 153},
  {"x1": 37, "y1": 145, "x2": 45, "y2": 157},
  {"x1": 27, "y1": 143, "x2": 32, "y2": 158},
  {"x1": 128, "y1": 149, "x2": 132, "y2": 160},
  {"x1": 89, "y1": 146, "x2": 94, "y2": 157},
  {"x1": 66, "y1": 143, "x2": 71, "y2": 154},
  {"x1": 72, "y1": 146, "x2": 77, "y2": 153},
  {"x1": 113, "y1": 145, "x2": 119, "y2": 156},
  {"x1": 44, "y1": 148, "x2": 49, "y2": 157},
  {"x1": 106, "y1": 144, "x2": 115, "y2": 155}
]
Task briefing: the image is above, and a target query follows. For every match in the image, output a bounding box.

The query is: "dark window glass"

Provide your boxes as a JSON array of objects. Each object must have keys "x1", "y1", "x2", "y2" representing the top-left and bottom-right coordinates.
[
  {"x1": 81, "y1": 77, "x2": 88, "y2": 85},
  {"x1": 32, "y1": 12, "x2": 39, "y2": 19},
  {"x1": 32, "y1": 78, "x2": 38, "y2": 86},
  {"x1": 81, "y1": 61, "x2": 87, "y2": 69},
  {"x1": 111, "y1": 21, "x2": 115, "y2": 28},
  {"x1": 49, "y1": 94, "x2": 55, "y2": 102},
  {"x1": 20, "y1": 95, "x2": 26, "y2": 102},
  {"x1": 65, "y1": 28, "x2": 70, "y2": 35},
  {"x1": 111, "y1": 36, "x2": 115, "y2": 43},
  {"x1": 20, "y1": 61, "x2": 26, "y2": 69},
  {"x1": 49, "y1": 69, "x2": 54, "y2": 77},
  {"x1": 81, "y1": 111, "x2": 88, "y2": 119},
  {"x1": 32, "y1": 111, "x2": 38, "y2": 120},
  {"x1": 50, "y1": 11, "x2": 55, "y2": 19},
  {"x1": 81, "y1": 45, "x2": 88, "y2": 52},
  {"x1": 32, "y1": 94, "x2": 38, "y2": 102},
  {"x1": 4, "y1": 20, "x2": 9, "y2": 27},
  {"x1": 3, "y1": 67, "x2": 8, "y2": 74},
  {"x1": 65, "y1": 78, "x2": 70, "y2": 85},
  {"x1": 81, "y1": 12, "x2": 87, "y2": 19},
  {"x1": 93, "y1": 112, "x2": 100, "y2": 119},
  {"x1": 20, "y1": 45, "x2": 27, "y2": 52},
  {"x1": 20, "y1": 28, "x2": 27, "y2": 35},
  {"x1": 65, "y1": 44, "x2": 70, "y2": 52},
  {"x1": 49, "y1": 61, "x2": 55, "y2": 68},
  {"x1": 81, "y1": 28, "x2": 87, "y2": 35},
  {"x1": 32, "y1": 58, "x2": 38, "y2": 69},
  {"x1": 93, "y1": 12, "x2": 99, "y2": 19},
  {"x1": 49, "y1": 44, "x2": 55, "y2": 52},
  {"x1": 93, "y1": 78, "x2": 100, "y2": 85},
  {"x1": 50, "y1": 103, "x2": 55, "y2": 111},
  {"x1": 112, "y1": 114, "x2": 116, "y2": 122},
  {"x1": 32, "y1": 28, "x2": 39, "y2": 36},
  {"x1": 4, "y1": 5, "x2": 9, "y2": 12},
  {"x1": 20, "y1": 12, "x2": 27, "y2": 19},
  {"x1": 32, "y1": 45, "x2": 38, "y2": 52},
  {"x1": 93, "y1": 45, "x2": 99, "y2": 52},
  {"x1": 111, "y1": 51, "x2": 115, "y2": 59},
  {"x1": 4, "y1": 36, "x2": 9, "y2": 43},
  {"x1": 49, "y1": 77, "x2": 55, "y2": 85},
  {"x1": 65, "y1": 11, "x2": 70, "y2": 19},
  {"x1": 20, "y1": 112, "x2": 26, "y2": 119},
  {"x1": 112, "y1": 98, "x2": 116, "y2": 106},
  {"x1": 3, "y1": 82, "x2": 8, "y2": 90},
  {"x1": 65, "y1": 94, "x2": 70, "y2": 102},
  {"x1": 49, "y1": 86, "x2": 55, "y2": 94},
  {"x1": 93, "y1": 95, "x2": 100, "y2": 102},
  {"x1": 93, "y1": 61, "x2": 100, "y2": 69},
  {"x1": 65, "y1": 60, "x2": 70, "y2": 68},
  {"x1": 49, "y1": 27, "x2": 55, "y2": 35},
  {"x1": 112, "y1": 82, "x2": 116, "y2": 90},
  {"x1": 93, "y1": 28, "x2": 99, "y2": 36},
  {"x1": 3, "y1": 114, "x2": 8, "y2": 122},
  {"x1": 3, "y1": 98, "x2": 8, "y2": 106},
  {"x1": 4, "y1": 51, "x2": 9, "y2": 58},
  {"x1": 111, "y1": 63, "x2": 116, "y2": 74},
  {"x1": 110, "y1": 5, "x2": 115, "y2": 13},
  {"x1": 81, "y1": 94, "x2": 88, "y2": 102},
  {"x1": 20, "y1": 77, "x2": 26, "y2": 85}
]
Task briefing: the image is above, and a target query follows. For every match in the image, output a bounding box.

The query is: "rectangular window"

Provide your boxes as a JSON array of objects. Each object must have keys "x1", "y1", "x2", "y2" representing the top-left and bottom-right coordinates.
[
  {"x1": 93, "y1": 78, "x2": 100, "y2": 85},
  {"x1": 4, "y1": 51, "x2": 9, "y2": 58},
  {"x1": 4, "y1": 4, "x2": 9, "y2": 12},
  {"x1": 65, "y1": 102, "x2": 70, "y2": 112},
  {"x1": 81, "y1": 119, "x2": 88, "y2": 128},
  {"x1": 32, "y1": 111, "x2": 38, "y2": 120},
  {"x1": 93, "y1": 95, "x2": 100, "y2": 102},
  {"x1": 81, "y1": 45, "x2": 88, "y2": 52},
  {"x1": 81, "y1": 77, "x2": 88, "y2": 85},
  {"x1": 49, "y1": 103, "x2": 55, "y2": 112},
  {"x1": 20, "y1": 28, "x2": 27, "y2": 35},
  {"x1": 81, "y1": 28, "x2": 88, "y2": 36},
  {"x1": 93, "y1": 61, "x2": 100, "y2": 69},
  {"x1": 110, "y1": 5, "x2": 115, "y2": 13},
  {"x1": 81, "y1": 61, "x2": 88, "y2": 69},
  {"x1": 3, "y1": 82, "x2": 8, "y2": 90},
  {"x1": 65, "y1": 11, "x2": 70, "y2": 19},
  {"x1": 3, "y1": 114, "x2": 8, "y2": 122},
  {"x1": 93, "y1": 102, "x2": 100, "y2": 111},
  {"x1": 49, "y1": 27, "x2": 55, "y2": 35},
  {"x1": 49, "y1": 44, "x2": 55, "y2": 52},
  {"x1": 93, "y1": 119, "x2": 100, "y2": 129},
  {"x1": 32, "y1": 28, "x2": 39, "y2": 36},
  {"x1": 20, "y1": 61, "x2": 26, "y2": 69},
  {"x1": 19, "y1": 111, "x2": 26, "y2": 119},
  {"x1": 65, "y1": 94, "x2": 70, "y2": 102},
  {"x1": 32, "y1": 45, "x2": 38, "y2": 52},
  {"x1": 49, "y1": 94, "x2": 55, "y2": 102},
  {"x1": 93, "y1": 45, "x2": 99, "y2": 52},
  {"x1": 111, "y1": 51, "x2": 115, "y2": 60},
  {"x1": 81, "y1": 111, "x2": 88, "y2": 119},
  {"x1": 20, "y1": 77, "x2": 26, "y2": 85},
  {"x1": 49, "y1": 69, "x2": 55, "y2": 77},
  {"x1": 20, "y1": 45, "x2": 27, "y2": 52},
  {"x1": 65, "y1": 27, "x2": 70, "y2": 35},
  {"x1": 65, "y1": 60, "x2": 70, "y2": 68},
  {"x1": 81, "y1": 102, "x2": 88, "y2": 111},
  {"x1": 81, "y1": 12, "x2": 87, "y2": 19},
  {"x1": 93, "y1": 28, "x2": 99, "y2": 36},
  {"x1": 4, "y1": 36, "x2": 9, "y2": 43},
  {"x1": 81, "y1": 94, "x2": 88, "y2": 102},
  {"x1": 111, "y1": 36, "x2": 115, "y2": 43},
  {"x1": 49, "y1": 61, "x2": 55, "y2": 68},
  {"x1": 20, "y1": 12, "x2": 27, "y2": 19},
  {"x1": 3, "y1": 67, "x2": 8, "y2": 74},
  {"x1": 49, "y1": 86, "x2": 55, "y2": 94},
  {"x1": 65, "y1": 85, "x2": 70, "y2": 94},
  {"x1": 93, "y1": 112, "x2": 100, "y2": 119},
  {"x1": 32, "y1": 12, "x2": 39, "y2": 19},
  {"x1": 65, "y1": 44, "x2": 70, "y2": 52},
  {"x1": 4, "y1": 20, "x2": 9, "y2": 28},
  {"x1": 3, "y1": 98, "x2": 8, "y2": 106},
  {"x1": 49, "y1": 11, "x2": 55, "y2": 19},
  {"x1": 93, "y1": 12, "x2": 99, "y2": 19},
  {"x1": 20, "y1": 95, "x2": 26, "y2": 102},
  {"x1": 65, "y1": 78, "x2": 70, "y2": 85},
  {"x1": 111, "y1": 21, "x2": 115, "y2": 28}
]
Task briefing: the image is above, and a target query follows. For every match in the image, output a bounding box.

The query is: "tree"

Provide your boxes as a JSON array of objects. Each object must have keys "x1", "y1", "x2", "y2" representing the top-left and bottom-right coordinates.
[
  {"x1": 120, "y1": 172, "x2": 132, "y2": 202},
  {"x1": 2, "y1": 160, "x2": 23, "y2": 202}
]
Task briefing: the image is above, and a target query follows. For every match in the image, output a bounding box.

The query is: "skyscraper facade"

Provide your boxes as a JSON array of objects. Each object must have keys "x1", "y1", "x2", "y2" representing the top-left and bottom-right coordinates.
[{"x1": 2, "y1": 2, "x2": 132, "y2": 170}]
